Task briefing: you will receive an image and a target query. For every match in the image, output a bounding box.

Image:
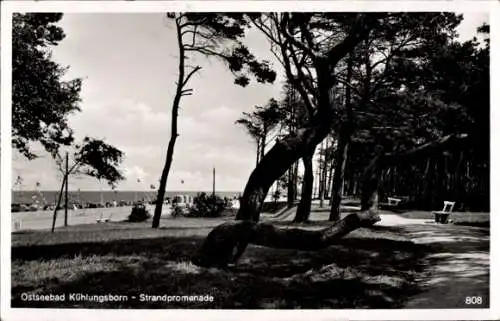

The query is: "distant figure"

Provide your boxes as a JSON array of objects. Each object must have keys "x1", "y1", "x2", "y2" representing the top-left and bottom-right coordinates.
[{"x1": 113, "y1": 200, "x2": 117, "y2": 207}]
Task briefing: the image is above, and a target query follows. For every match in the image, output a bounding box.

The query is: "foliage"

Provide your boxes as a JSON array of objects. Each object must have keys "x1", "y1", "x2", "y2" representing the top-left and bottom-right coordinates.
[
  {"x1": 12, "y1": 13, "x2": 83, "y2": 159},
  {"x1": 236, "y1": 98, "x2": 284, "y2": 159},
  {"x1": 171, "y1": 204, "x2": 186, "y2": 218},
  {"x1": 167, "y1": 13, "x2": 277, "y2": 87},
  {"x1": 72, "y1": 137, "x2": 125, "y2": 187},
  {"x1": 272, "y1": 189, "x2": 281, "y2": 203},
  {"x1": 54, "y1": 137, "x2": 125, "y2": 188},
  {"x1": 337, "y1": 17, "x2": 490, "y2": 210},
  {"x1": 188, "y1": 192, "x2": 226, "y2": 218},
  {"x1": 127, "y1": 202, "x2": 151, "y2": 222}
]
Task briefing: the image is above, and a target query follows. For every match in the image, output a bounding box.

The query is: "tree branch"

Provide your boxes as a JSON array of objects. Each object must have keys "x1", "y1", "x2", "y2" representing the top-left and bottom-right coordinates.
[
  {"x1": 382, "y1": 133, "x2": 469, "y2": 166},
  {"x1": 274, "y1": 16, "x2": 316, "y2": 114},
  {"x1": 326, "y1": 15, "x2": 371, "y2": 65},
  {"x1": 179, "y1": 16, "x2": 209, "y2": 29},
  {"x1": 182, "y1": 66, "x2": 202, "y2": 87},
  {"x1": 280, "y1": 13, "x2": 318, "y2": 61}
]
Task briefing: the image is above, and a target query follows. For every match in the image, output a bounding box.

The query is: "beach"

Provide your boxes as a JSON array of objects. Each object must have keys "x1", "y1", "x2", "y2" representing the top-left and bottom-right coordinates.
[{"x1": 11, "y1": 204, "x2": 168, "y2": 232}]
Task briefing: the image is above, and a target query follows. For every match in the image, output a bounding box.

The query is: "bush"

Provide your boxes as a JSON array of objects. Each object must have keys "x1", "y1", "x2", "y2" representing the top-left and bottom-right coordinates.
[
  {"x1": 127, "y1": 202, "x2": 151, "y2": 222},
  {"x1": 188, "y1": 192, "x2": 226, "y2": 218},
  {"x1": 171, "y1": 204, "x2": 185, "y2": 218}
]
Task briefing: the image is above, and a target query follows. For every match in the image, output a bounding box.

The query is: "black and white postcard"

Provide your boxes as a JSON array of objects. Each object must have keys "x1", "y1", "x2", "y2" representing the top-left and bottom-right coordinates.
[{"x1": 1, "y1": 1, "x2": 498, "y2": 320}]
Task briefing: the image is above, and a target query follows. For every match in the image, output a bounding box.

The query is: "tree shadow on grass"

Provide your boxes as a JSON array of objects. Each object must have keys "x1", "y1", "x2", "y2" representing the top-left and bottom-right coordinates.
[{"x1": 11, "y1": 225, "x2": 433, "y2": 309}]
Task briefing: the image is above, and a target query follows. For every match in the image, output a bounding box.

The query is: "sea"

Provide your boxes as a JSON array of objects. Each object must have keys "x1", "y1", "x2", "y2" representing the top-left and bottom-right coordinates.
[{"x1": 12, "y1": 190, "x2": 242, "y2": 205}]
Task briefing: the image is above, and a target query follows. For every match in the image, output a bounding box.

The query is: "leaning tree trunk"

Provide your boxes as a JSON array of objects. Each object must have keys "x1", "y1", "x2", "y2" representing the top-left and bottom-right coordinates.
[
  {"x1": 256, "y1": 139, "x2": 261, "y2": 166},
  {"x1": 192, "y1": 208, "x2": 381, "y2": 267},
  {"x1": 235, "y1": 118, "x2": 332, "y2": 222},
  {"x1": 294, "y1": 150, "x2": 314, "y2": 223},
  {"x1": 260, "y1": 126, "x2": 267, "y2": 163}
]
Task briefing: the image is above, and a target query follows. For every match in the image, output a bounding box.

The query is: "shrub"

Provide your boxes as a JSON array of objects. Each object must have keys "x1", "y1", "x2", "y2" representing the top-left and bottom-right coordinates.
[
  {"x1": 171, "y1": 204, "x2": 185, "y2": 218},
  {"x1": 127, "y1": 202, "x2": 151, "y2": 222},
  {"x1": 188, "y1": 192, "x2": 226, "y2": 218}
]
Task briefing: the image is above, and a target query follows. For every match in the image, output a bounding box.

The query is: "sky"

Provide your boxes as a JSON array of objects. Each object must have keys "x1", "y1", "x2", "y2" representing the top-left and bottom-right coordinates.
[{"x1": 11, "y1": 11, "x2": 489, "y2": 192}]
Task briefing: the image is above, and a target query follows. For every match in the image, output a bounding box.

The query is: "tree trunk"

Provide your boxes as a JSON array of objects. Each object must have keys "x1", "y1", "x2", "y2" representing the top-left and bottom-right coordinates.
[
  {"x1": 294, "y1": 150, "x2": 314, "y2": 223},
  {"x1": 64, "y1": 152, "x2": 69, "y2": 227},
  {"x1": 321, "y1": 149, "x2": 329, "y2": 200},
  {"x1": 256, "y1": 139, "x2": 261, "y2": 166},
  {"x1": 319, "y1": 141, "x2": 326, "y2": 208},
  {"x1": 329, "y1": 125, "x2": 352, "y2": 221},
  {"x1": 329, "y1": 50, "x2": 353, "y2": 220},
  {"x1": 193, "y1": 209, "x2": 381, "y2": 268},
  {"x1": 51, "y1": 174, "x2": 67, "y2": 233},
  {"x1": 261, "y1": 127, "x2": 266, "y2": 162},
  {"x1": 287, "y1": 168, "x2": 294, "y2": 209},
  {"x1": 422, "y1": 158, "x2": 432, "y2": 209},
  {"x1": 293, "y1": 161, "x2": 299, "y2": 200},
  {"x1": 360, "y1": 152, "x2": 382, "y2": 212},
  {"x1": 152, "y1": 17, "x2": 201, "y2": 228},
  {"x1": 326, "y1": 156, "x2": 335, "y2": 205},
  {"x1": 237, "y1": 118, "x2": 332, "y2": 222}
]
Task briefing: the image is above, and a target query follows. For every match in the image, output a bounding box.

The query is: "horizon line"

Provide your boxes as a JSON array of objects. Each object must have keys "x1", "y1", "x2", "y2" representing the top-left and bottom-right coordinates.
[{"x1": 12, "y1": 189, "x2": 242, "y2": 192}]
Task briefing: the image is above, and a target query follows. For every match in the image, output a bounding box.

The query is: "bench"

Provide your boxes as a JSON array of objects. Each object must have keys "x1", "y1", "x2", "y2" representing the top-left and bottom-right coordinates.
[
  {"x1": 387, "y1": 197, "x2": 402, "y2": 207},
  {"x1": 379, "y1": 196, "x2": 409, "y2": 210},
  {"x1": 432, "y1": 201, "x2": 455, "y2": 224}
]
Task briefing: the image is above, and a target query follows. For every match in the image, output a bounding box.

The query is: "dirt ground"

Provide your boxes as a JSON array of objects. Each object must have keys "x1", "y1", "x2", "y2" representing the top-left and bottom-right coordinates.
[
  {"x1": 401, "y1": 223, "x2": 490, "y2": 308},
  {"x1": 273, "y1": 207, "x2": 490, "y2": 308}
]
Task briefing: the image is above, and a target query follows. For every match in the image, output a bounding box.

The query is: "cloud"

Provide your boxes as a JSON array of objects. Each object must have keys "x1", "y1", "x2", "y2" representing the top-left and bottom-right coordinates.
[
  {"x1": 12, "y1": 13, "x2": 282, "y2": 192},
  {"x1": 123, "y1": 165, "x2": 149, "y2": 181}
]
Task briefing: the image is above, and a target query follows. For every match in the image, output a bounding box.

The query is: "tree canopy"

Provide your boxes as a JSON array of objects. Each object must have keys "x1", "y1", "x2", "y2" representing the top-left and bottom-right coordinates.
[
  {"x1": 57, "y1": 137, "x2": 125, "y2": 188},
  {"x1": 12, "y1": 13, "x2": 83, "y2": 159}
]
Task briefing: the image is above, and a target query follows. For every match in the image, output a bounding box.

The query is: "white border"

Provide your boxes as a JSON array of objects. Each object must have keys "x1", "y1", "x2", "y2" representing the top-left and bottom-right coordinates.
[
  {"x1": 0, "y1": 4, "x2": 13, "y2": 321},
  {"x1": 489, "y1": 1, "x2": 499, "y2": 320},
  {"x1": 1, "y1": 1, "x2": 498, "y2": 321}
]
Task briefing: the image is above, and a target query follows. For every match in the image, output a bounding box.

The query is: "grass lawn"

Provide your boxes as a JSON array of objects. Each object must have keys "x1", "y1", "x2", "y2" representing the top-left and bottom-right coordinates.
[{"x1": 11, "y1": 216, "x2": 433, "y2": 309}]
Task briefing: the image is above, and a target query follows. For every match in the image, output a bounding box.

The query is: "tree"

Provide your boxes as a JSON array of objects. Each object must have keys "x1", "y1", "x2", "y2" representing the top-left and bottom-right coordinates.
[
  {"x1": 152, "y1": 13, "x2": 276, "y2": 228},
  {"x1": 369, "y1": 22, "x2": 490, "y2": 210},
  {"x1": 236, "y1": 98, "x2": 283, "y2": 166},
  {"x1": 324, "y1": 13, "x2": 465, "y2": 219},
  {"x1": 193, "y1": 13, "x2": 489, "y2": 268},
  {"x1": 193, "y1": 13, "x2": 382, "y2": 267},
  {"x1": 12, "y1": 13, "x2": 82, "y2": 159},
  {"x1": 293, "y1": 148, "x2": 314, "y2": 222},
  {"x1": 329, "y1": 51, "x2": 353, "y2": 221},
  {"x1": 51, "y1": 137, "x2": 125, "y2": 232}
]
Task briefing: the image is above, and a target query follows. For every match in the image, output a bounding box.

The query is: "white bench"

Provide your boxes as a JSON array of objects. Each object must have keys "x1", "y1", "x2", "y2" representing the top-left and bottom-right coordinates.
[
  {"x1": 387, "y1": 197, "x2": 402, "y2": 206},
  {"x1": 432, "y1": 201, "x2": 455, "y2": 224}
]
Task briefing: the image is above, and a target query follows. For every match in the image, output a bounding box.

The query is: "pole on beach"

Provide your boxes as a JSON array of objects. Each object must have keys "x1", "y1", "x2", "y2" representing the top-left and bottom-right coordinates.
[{"x1": 64, "y1": 152, "x2": 69, "y2": 227}]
